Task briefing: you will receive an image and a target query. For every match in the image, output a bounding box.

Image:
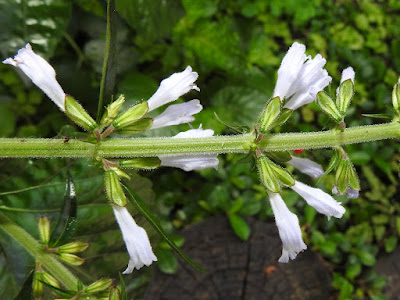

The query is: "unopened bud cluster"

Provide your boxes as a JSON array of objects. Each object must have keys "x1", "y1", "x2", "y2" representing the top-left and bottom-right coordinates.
[{"x1": 37, "y1": 216, "x2": 89, "y2": 266}]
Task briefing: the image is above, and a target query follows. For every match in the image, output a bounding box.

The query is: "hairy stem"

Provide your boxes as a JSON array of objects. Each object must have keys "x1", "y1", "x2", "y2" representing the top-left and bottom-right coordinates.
[{"x1": 0, "y1": 122, "x2": 398, "y2": 158}]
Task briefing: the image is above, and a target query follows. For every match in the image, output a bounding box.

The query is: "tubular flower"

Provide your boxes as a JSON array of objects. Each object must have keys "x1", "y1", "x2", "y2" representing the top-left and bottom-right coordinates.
[
  {"x1": 147, "y1": 66, "x2": 200, "y2": 112},
  {"x1": 287, "y1": 156, "x2": 324, "y2": 179},
  {"x1": 3, "y1": 44, "x2": 66, "y2": 111},
  {"x1": 112, "y1": 205, "x2": 157, "y2": 274},
  {"x1": 267, "y1": 191, "x2": 307, "y2": 263},
  {"x1": 291, "y1": 181, "x2": 346, "y2": 220},
  {"x1": 336, "y1": 66, "x2": 355, "y2": 95},
  {"x1": 159, "y1": 126, "x2": 219, "y2": 171},
  {"x1": 272, "y1": 42, "x2": 331, "y2": 111},
  {"x1": 151, "y1": 99, "x2": 203, "y2": 129}
]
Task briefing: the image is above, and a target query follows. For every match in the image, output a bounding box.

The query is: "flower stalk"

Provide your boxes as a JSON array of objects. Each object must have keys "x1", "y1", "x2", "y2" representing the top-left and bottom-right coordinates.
[{"x1": 0, "y1": 122, "x2": 398, "y2": 158}]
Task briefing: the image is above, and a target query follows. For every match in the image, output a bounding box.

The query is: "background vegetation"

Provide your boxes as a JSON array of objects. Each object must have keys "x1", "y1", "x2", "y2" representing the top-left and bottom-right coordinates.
[{"x1": 0, "y1": 0, "x2": 399, "y2": 299}]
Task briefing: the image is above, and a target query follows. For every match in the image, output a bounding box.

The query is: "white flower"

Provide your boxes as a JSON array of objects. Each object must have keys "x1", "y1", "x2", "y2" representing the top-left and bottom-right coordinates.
[
  {"x1": 272, "y1": 42, "x2": 331, "y2": 110},
  {"x1": 151, "y1": 99, "x2": 203, "y2": 129},
  {"x1": 340, "y1": 67, "x2": 355, "y2": 84},
  {"x1": 267, "y1": 191, "x2": 307, "y2": 263},
  {"x1": 273, "y1": 42, "x2": 307, "y2": 99},
  {"x1": 3, "y1": 44, "x2": 66, "y2": 111},
  {"x1": 147, "y1": 66, "x2": 200, "y2": 112},
  {"x1": 159, "y1": 126, "x2": 219, "y2": 171},
  {"x1": 291, "y1": 181, "x2": 345, "y2": 219},
  {"x1": 287, "y1": 156, "x2": 324, "y2": 179},
  {"x1": 336, "y1": 67, "x2": 355, "y2": 95},
  {"x1": 112, "y1": 205, "x2": 157, "y2": 274}
]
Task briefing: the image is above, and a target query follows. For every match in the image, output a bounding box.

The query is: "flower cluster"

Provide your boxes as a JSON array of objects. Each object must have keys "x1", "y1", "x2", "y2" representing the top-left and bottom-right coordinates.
[
  {"x1": 4, "y1": 44, "x2": 219, "y2": 273},
  {"x1": 256, "y1": 42, "x2": 352, "y2": 262}
]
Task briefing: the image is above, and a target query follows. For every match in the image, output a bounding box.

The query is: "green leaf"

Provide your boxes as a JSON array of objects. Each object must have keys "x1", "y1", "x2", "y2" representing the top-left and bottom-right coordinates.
[
  {"x1": 361, "y1": 113, "x2": 392, "y2": 120},
  {"x1": 118, "y1": 272, "x2": 127, "y2": 300},
  {"x1": 50, "y1": 173, "x2": 77, "y2": 247},
  {"x1": 13, "y1": 270, "x2": 33, "y2": 300},
  {"x1": 213, "y1": 112, "x2": 250, "y2": 134},
  {"x1": 228, "y1": 197, "x2": 244, "y2": 215},
  {"x1": 384, "y1": 236, "x2": 397, "y2": 253},
  {"x1": 156, "y1": 248, "x2": 178, "y2": 274},
  {"x1": 122, "y1": 183, "x2": 205, "y2": 272},
  {"x1": 116, "y1": 0, "x2": 183, "y2": 42},
  {"x1": 0, "y1": 105, "x2": 16, "y2": 137},
  {"x1": 228, "y1": 214, "x2": 250, "y2": 241},
  {"x1": 345, "y1": 263, "x2": 361, "y2": 280},
  {"x1": 0, "y1": 0, "x2": 71, "y2": 57},
  {"x1": 358, "y1": 250, "x2": 376, "y2": 266}
]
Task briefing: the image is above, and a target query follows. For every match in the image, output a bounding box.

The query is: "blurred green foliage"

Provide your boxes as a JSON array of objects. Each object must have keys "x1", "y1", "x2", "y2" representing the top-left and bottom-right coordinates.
[{"x1": 0, "y1": 0, "x2": 400, "y2": 299}]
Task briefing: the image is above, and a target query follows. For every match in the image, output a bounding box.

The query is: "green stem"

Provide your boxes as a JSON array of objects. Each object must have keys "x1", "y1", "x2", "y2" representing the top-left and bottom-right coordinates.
[
  {"x1": 0, "y1": 212, "x2": 78, "y2": 289},
  {"x1": 0, "y1": 123, "x2": 398, "y2": 158},
  {"x1": 96, "y1": 0, "x2": 113, "y2": 123}
]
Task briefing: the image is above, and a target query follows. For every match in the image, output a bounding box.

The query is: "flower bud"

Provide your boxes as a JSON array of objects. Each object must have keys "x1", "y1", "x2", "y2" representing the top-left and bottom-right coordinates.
[
  {"x1": 58, "y1": 241, "x2": 89, "y2": 253},
  {"x1": 316, "y1": 91, "x2": 342, "y2": 122},
  {"x1": 104, "y1": 170, "x2": 127, "y2": 207},
  {"x1": 113, "y1": 101, "x2": 149, "y2": 129},
  {"x1": 116, "y1": 118, "x2": 153, "y2": 135},
  {"x1": 58, "y1": 252, "x2": 85, "y2": 266},
  {"x1": 119, "y1": 157, "x2": 161, "y2": 169},
  {"x1": 392, "y1": 82, "x2": 400, "y2": 112},
  {"x1": 267, "y1": 151, "x2": 291, "y2": 163},
  {"x1": 336, "y1": 79, "x2": 354, "y2": 115},
  {"x1": 258, "y1": 96, "x2": 282, "y2": 132},
  {"x1": 32, "y1": 273, "x2": 44, "y2": 299},
  {"x1": 85, "y1": 278, "x2": 114, "y2": 293},
  {"x1": 41, "y1": 272, "x2": 60, "y2": 288},
  {"x1": 110, "y1": 167, "x2": 131, "y2": 180},
  {"x1": 101, "y1": 95, "x2": 126, "y2": 126},
  {"x1": 257, "y1": 156, "x2": 280, "y2": 193},
  {"x1": 335, "y1": 159, "x2": 349, "y2": 195},
  {"x1": 65, "y1": 95, "x2": 97, "y2": 130},
  {"x1": 269, "y1": 163, "x2": 295, "y2": 187},
  {"x1": 38, "y1": 216, "x2": 50, "y2": 245},
  {"x1": 108, "y1": 286, "x2": 121, "y2": 300}
]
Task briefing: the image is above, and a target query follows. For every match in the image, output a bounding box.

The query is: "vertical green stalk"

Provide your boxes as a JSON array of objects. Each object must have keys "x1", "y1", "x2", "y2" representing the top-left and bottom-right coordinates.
[
  {"x1": 0, "y1": 212, "x2": 79, "y2": 290},
  {"x1": 97, "y1": 0, "x2": 116, "y2": 123}
]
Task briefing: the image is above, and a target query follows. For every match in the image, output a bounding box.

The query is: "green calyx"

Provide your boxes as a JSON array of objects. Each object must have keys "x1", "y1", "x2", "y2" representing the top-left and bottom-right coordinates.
[
  {"x1": 117, "y1": 118, "x2": 153, "y2": 134},
  {"x1": 113, "y1": 101, "x2": 149, "y2": 129},
  {"x1": 257, "y1": 155, "x2": 294, "y2": 193},
  {"x1": 335, "y1": 156, "x2": 360, "y2": 194},
  {"x1": 65, "y1": 96, "x2": 97, "y2": 131},
  {"x1": 258, "y1": 96, "x2": 282, "y2": 133},
  {"x1": 100, "y1": 94, "x2": 126, "y2": 127},
  {"x1": 119, "y1": 157, "x2": 161, "y2": 169},
  {"x1": 104, "y1": 170, "x2": 127, "y2": 207},
  {"x1": 317, "y1": 91, "x2": 343, "y2": 122},
  {"x1": 336, "y1": 79, "x2": 354, "y2": 115}
]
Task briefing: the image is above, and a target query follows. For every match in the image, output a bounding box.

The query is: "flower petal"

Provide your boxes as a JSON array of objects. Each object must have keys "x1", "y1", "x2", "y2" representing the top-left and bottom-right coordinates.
[
  {"x1": 267, "y1": 191, "x2": 307, "y2": 263},
  {"x1": 287, "y1": 156, "x2": 324, "y2": 179},
  {"x1": 273, "y1": 42, "x2": 307, "y2": 99},
  {"x1": 112, "y1": 205, "x2": 157, "y2": 273},
  {"x1": 291, "y1": 181, "x2": 345, "y2": 219},
  {"x1": 151, "y1": 99, "x2": 203, "y2": 129},
  {"x1": 147, "y1": 66, "x2": 199, "y2": 112},
  {"x1": 159, "y1": 126, "x2": 219, "y2": 171},
  {"x1": 3, "y1": 44, "x2": 66, "y2": 111}
]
